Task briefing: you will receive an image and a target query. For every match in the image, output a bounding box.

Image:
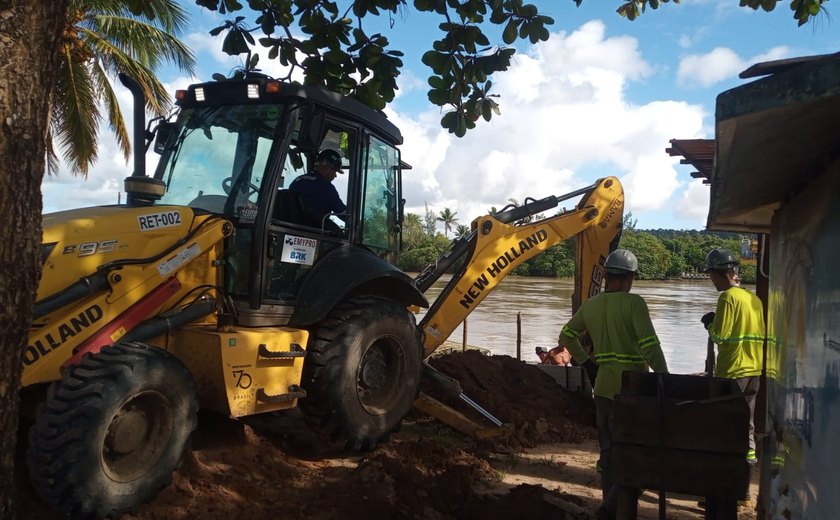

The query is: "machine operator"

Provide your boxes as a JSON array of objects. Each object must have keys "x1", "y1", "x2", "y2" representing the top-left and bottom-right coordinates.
[{"x1": 289, "y1": 149, "x2": 347, "y2": 225}]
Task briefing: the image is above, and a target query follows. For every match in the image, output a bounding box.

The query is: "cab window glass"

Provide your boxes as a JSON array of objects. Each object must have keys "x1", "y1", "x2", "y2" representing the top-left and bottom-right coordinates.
[
  {"x1": 361, "y1": 136, "x2": 400, "y2": 255},
  {"x1": 278, "y1": 125, "x2": 355, "y2": 233},
  {"x1": 156, "y1": 104, "x2": 281, "y2": 218}
]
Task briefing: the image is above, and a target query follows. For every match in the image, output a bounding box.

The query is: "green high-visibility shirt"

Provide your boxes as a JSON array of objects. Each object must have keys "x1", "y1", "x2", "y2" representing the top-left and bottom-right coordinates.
[
  {"x1": 709, "y1": 286, "x2": 766, "y2": 379},
  {"x1": 561, "y1": 291, "x2": 668, "y2": 400}
]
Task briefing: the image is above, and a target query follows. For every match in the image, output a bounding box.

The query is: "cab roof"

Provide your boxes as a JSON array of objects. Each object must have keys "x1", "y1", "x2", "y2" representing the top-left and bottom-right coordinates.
[{"x1": 177, "y1": 77, "x2": 403, "y2": 146}]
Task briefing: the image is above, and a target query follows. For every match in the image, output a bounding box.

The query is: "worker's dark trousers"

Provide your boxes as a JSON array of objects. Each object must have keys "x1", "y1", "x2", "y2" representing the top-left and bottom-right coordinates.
[
  {"x1": 736, "y1": 376, "x2": 760, "y2": 452},
  {"x1": 596, "y1": 396, "x2": 641, "y2": 519},
  {"x1": 594, "y1": 396, "x2": 614, "y2": 502}
]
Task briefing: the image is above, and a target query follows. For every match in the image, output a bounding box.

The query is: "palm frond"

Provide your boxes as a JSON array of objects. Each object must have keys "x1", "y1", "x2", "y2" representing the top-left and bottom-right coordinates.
[
  {"x1": 91, "y1": 62, "x2": 131, "y2": 162},
  {"x1": 69, "y1": 0, "x2": 190, "y2": 34},
  {"x1": 81, "y1": 16, "x2": 196, "y2": 75},
  {"x1": 80, "y1": 31, "x2": 173, "y2": 115},
  {"x1": 135, "y1": 0, "x2": 191, "y2": 34},
  {"x1": 44, "y1": 130, "x2": 61, "y2": 176},
  {"x1": 53, "y1": 46, "x2": 101, "y2": 176},
  {"x1": 55, "y1": 0, "x2": 195, "y2": 176}
]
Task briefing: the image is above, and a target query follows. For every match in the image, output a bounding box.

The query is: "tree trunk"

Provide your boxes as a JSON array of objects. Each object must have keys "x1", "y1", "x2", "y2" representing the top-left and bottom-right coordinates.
[{"x1": 0, "y1": 2, "x2": 68, "y2": 517}]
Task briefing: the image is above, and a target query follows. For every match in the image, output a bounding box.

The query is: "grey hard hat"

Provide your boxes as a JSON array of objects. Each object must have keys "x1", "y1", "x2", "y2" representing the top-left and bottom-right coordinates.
[
  {"x1": 703, "y1": 248, "x2": 739, "y2": 272},
  {"x1": 604, "y1": 249, "x2": 638, "y2": 274}
]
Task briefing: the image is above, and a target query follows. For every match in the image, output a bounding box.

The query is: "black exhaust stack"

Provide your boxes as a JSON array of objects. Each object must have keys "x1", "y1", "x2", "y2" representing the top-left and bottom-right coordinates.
[{"x1": 118, "y1": 73, "x2": 165, "y2": 206}]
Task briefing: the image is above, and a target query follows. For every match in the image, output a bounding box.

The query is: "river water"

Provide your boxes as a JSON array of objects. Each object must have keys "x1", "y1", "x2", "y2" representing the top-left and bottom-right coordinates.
[{"x1": 418, "y1": 276, "x2": 723, "y2": 375}]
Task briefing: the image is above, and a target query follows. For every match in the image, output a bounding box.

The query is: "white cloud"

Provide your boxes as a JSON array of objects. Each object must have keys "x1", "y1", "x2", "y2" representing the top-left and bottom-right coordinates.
[
  {"x1": 676, "y1": 45, "x2": 791, "y2": 88},
  {"x1": 185, "y1": 31, "x2": 232, "y2": 71},
  {"x1": 674, "y1": 178, "x2": 712, "y2": 223},
  {"x1": 393, "y1": 69, "x2": 426, "y2": 100},
  {"x1": 42, "y1": 19, "x2": 707, "y2": 231},
  {"x1": 676, "y1": 47, "x2": 742, "y2": 87},
  {"x1": 185, "y1": 30, "x2": 308, "y2": 82},
  {"x1": 394, "y1": 20, "x2": 704, "y2": 229}
]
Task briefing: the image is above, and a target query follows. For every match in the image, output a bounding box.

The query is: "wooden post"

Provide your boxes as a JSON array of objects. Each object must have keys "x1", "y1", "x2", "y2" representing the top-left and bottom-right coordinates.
[
  {"x1": 516, "y1": 312, "x2": 522, "y2": 361},
  {"x1": 755, "y1": 233, "x2": 770, "y2": 435},
  {"x1": 462, "y1": 318, "x2": 467, "y2": 352}
]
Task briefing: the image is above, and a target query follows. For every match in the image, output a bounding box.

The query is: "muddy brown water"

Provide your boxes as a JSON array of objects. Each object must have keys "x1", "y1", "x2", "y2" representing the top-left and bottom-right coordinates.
[{"x1": 419, "y1": 276, "x2": 721, "y2": 374}]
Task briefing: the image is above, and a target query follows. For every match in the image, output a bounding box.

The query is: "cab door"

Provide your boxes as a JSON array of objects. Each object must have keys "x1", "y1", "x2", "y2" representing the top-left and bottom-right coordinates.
[
  {"x1": 358, "y1": 134, "x2": 402, "y2": 264},
  {"x1": 262, "y1": 121, "x2": 359, "y2": 305}
]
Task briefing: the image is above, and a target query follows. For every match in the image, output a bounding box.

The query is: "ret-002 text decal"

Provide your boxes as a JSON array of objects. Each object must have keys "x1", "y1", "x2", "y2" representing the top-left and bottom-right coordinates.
[{"x1": 138, "y1": 211, "x2": 182, "y2": 231}]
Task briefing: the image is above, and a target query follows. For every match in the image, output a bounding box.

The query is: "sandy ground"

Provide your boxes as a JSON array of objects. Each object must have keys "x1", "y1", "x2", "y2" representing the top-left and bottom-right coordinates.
[{"x1": 16, "y1": 351, "x2": 759, "y2": 520}]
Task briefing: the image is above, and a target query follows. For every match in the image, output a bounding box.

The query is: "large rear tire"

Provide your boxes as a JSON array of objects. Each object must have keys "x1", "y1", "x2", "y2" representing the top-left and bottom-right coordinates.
[
  {"x1": 300, "y1": 296, "x2": 423, "y2": 450},
  {"x1": 27, "y1": 342, "x2": 198, "y2": 519}
]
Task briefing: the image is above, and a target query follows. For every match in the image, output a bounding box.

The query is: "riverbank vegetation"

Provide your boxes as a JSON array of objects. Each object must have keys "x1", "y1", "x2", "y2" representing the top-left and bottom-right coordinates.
[{"x1": 397, "y1": 211, "x2": 758, "y2": 284}]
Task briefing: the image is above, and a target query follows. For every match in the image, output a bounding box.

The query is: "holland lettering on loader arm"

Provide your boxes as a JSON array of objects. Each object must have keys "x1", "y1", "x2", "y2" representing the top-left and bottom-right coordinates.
[
  {"x1": 416, "y1": 176, "x2": 624, "y2": 360},
  {"x1": 459, "y1": 229, "x2": 549, "y2": 310}
]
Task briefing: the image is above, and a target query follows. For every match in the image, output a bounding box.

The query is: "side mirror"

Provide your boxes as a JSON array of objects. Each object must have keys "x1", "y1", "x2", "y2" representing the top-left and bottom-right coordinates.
[{"x1": 153, "y1": 121, "x2": 178, "y2": 155}]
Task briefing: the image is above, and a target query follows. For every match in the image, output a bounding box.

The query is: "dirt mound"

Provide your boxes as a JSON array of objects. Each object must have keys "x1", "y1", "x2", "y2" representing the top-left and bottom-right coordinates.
[
  {"x1": 17, "y1": 352, "x2": 597, "y2": 520},
  {"x1": 119, "y1": 423, "x2": 591, "y2": 520},
  {"x1": 425, "y1": 351, "x2": 596, "y2": 447}
]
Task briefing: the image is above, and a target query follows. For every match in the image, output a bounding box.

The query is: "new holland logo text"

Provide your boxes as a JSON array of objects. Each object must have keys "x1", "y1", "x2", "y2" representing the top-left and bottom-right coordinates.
[
  {"x1": 23, "y1": 305, "x2": 103, "y2": 365},
  {"x1": 459, "y1": 230, "x2": 548, "y2": 309}
]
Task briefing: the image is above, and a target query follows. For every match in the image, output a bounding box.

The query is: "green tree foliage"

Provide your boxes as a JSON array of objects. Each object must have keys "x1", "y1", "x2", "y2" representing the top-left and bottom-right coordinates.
[
  {"x1": 52, "y1": 0, "x2": 196, "y2": 175},
  {"x1": 623, "y1": 211, "x2": 638, "y2": 232},
  {"x1": 402, "y1": 213, "x2": 427, "y2": 249},
  {"x1": 665, "y1": 250, "x2": 686, "y2": 278},
  {"x1": 645, "y1": 229, "x2": 742, "y2": 273},
  {"x1": 423, "y1": 202, "x2": 438, "y2": 236},
  {"x1": 512, "y1": 241, "x2": 575, "y2": 277},
  {"x1": 197, "y1": 0, "x2": 822, "y2": 138},
  {"x1": 196, "y1": 0, "x2": 553, "y2": 137},
  {"x1": 739, "y1": 263, "x2": 757, "y2": 285},
  {"x1": 400, "y1": 223, "x2": 760, "y2": 281},
  {"x1": 619, "y1": 230, "x2": 671, "y2": 279},
  {"x1": 437, "y1": 207, "x2": 458, "y2": 237},
  {"x1": 574, "y1": 0, "x2": 827, "y2": 26},
  {"x1": 454, "y1": 224, "x2": 470, "y2": 239},
  {"x1": 397, "y1": 232, "x2": 451, "y2": 272}
]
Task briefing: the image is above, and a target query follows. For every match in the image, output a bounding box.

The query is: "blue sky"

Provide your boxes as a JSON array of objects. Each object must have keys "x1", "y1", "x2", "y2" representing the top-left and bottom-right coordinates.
[{"x1": 41, "y1": 0, "x2": 839, "y2": 230}]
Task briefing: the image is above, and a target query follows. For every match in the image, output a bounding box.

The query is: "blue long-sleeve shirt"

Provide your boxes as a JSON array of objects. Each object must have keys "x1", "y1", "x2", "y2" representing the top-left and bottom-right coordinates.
[{"x1": 289, "y1": 173, "x2": 346, "y2": 220}]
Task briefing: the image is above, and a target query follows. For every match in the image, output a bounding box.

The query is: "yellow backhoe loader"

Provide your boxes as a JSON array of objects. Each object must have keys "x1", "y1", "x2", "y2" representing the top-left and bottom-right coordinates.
[{"x1": 21, "y1": 73, "x2": 623, "y2": 518}]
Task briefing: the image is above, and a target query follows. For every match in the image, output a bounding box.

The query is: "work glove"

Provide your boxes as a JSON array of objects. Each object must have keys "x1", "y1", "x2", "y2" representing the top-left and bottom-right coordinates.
[
  {"x1": 582, "y1": 359, "x2": 598, "y2": 387},
  {"x1": 701, "y1": 311, "x2": 715, "y2": 330}
]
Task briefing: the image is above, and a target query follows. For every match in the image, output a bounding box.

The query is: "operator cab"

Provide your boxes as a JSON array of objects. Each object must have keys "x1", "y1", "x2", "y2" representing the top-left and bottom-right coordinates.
[{"x1": 151, "y1": 77, "x2": 406, "y2": 326}]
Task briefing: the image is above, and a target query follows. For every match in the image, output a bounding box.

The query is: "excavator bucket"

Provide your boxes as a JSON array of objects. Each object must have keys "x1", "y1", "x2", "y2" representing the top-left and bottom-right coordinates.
[
  {"x1": 412, "y1": 392, "x2": 512, "y2": 440},
  {"x1": 415, "y1": 362, "x2": 511, "y2": 440}
]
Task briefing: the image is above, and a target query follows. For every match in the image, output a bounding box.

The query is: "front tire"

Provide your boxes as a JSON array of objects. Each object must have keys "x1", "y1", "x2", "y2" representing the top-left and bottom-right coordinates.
[
  {"x1": 27, "y1": 342, "x2": 198, "y2": 519},
  {"x1": 300, "y1": 296, "x2": 423, "y2": 450}
]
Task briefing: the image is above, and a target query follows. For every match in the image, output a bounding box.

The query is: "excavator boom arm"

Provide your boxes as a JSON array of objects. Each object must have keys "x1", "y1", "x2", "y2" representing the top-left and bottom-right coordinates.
[{"x1": 417, "y1": 176, "x2": 624, "y2": 358}]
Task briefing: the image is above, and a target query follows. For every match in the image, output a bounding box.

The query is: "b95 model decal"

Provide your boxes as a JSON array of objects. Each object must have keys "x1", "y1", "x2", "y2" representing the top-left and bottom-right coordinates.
[{"x1": 63, "y1": 239, "x2": 117, "y2": 257}]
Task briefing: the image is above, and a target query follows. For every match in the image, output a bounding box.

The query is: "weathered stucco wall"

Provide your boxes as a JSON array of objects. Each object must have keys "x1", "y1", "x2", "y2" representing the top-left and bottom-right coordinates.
[{"x1": 765, "y1": 159, "x2": 840, "y2": 519}]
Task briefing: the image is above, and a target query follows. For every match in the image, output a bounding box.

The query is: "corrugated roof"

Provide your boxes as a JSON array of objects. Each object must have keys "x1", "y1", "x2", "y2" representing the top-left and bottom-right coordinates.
[
  {"x1": 667, "y1": 53, "x2": 840, "y2": 233},
  {"x1": 711, "y1": 53, "x2": 840, "y2": 232}
]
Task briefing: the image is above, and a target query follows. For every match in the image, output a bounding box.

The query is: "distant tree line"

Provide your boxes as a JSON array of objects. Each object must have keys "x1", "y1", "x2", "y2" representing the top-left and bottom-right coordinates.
[{"x1": 398, "y1": 210, "x2": 758, "y2": 284}]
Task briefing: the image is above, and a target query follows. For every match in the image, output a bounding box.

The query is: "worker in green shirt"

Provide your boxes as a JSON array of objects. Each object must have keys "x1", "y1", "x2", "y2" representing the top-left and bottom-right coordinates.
[
  {"x1": 559, "y1": 248, "x2": 668, "y2": 520},
  {"x1": 701, "y1": 247, "x2": 766, "y2": 465}
]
